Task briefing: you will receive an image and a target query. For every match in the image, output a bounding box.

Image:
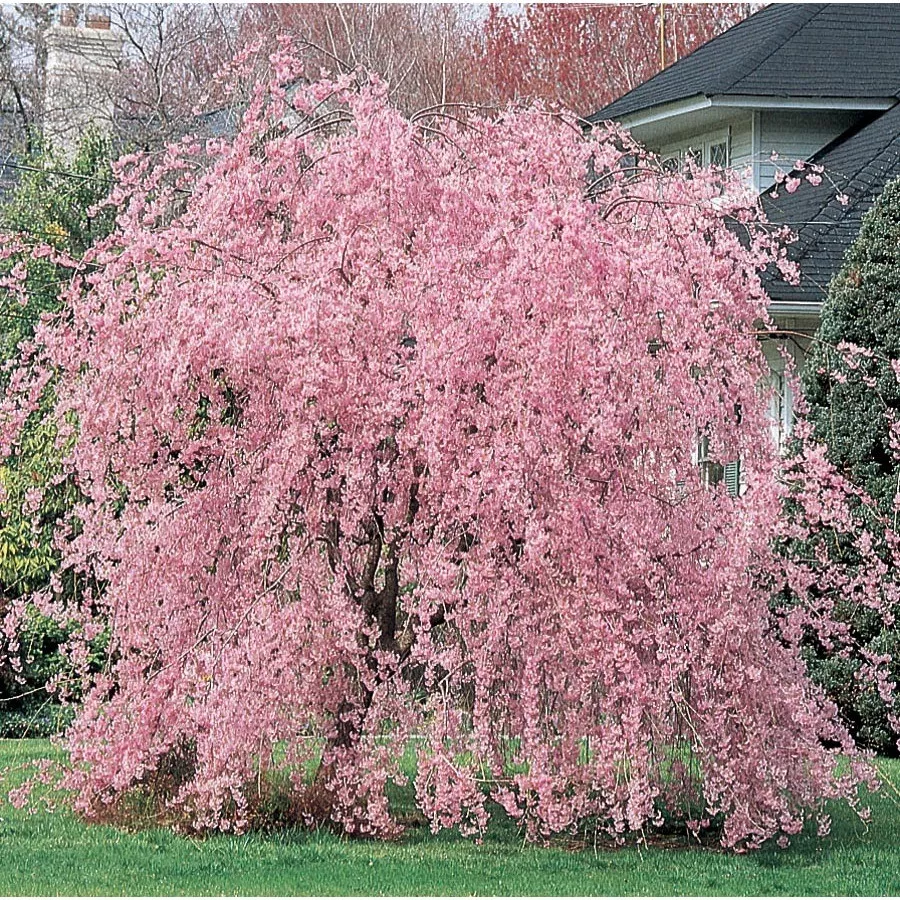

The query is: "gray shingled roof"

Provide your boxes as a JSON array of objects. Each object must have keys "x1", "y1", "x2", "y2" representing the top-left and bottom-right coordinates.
[
  {"x1": 762, "y1": 103, "x2": 900, "y2": 304},
  {"x1": 588, "y1": 4, "x2": 900, "y2": 124}
]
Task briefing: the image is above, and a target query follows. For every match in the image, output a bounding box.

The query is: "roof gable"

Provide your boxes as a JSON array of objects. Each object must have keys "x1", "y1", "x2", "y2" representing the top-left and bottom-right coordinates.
[{"x1": 589, "y1": 5, "x2": 900, "y2": 123}]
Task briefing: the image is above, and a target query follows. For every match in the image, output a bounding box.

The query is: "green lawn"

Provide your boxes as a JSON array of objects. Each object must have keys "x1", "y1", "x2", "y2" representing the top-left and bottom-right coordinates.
[{"x1": 1, "y1": 739, "x2": 899, "y2": 896}]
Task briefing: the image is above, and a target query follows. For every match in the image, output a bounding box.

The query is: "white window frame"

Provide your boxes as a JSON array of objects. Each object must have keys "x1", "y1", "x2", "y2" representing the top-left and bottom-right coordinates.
[{"x1": 661, "y1": 127, "x2": 732, "y2": 171}]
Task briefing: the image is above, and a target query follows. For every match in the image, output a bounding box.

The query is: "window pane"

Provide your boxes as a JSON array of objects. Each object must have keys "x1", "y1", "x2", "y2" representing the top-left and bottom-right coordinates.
[{"x1": 709, "y1": 141, "x2": 728, "y2": 168}]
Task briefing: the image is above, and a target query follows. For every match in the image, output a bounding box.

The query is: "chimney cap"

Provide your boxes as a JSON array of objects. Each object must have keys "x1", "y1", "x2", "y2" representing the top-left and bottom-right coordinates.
[{"x1": 86, "y1": 10, "x2": 111, "y2": 30}]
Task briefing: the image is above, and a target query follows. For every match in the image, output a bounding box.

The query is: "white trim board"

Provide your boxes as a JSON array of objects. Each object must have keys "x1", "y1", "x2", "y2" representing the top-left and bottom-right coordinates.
[
  {"x1": 615, "y1": 94, "x2": 895, "y2": 130},
  {"x1": 710, "y1": 95, "x2": 895, "y2": 111}
]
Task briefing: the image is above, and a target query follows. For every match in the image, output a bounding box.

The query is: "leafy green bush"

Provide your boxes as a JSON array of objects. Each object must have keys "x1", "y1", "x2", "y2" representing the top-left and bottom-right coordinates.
[
  {"x1": 799, "y1": 175, "x2": 900, "y2": 756},
  {"x1": 0, "y1": 699, "x2": 75, "y2": 739},
  {"x1": 0, "y1": 130, "x2": 115, "y2": 721}
]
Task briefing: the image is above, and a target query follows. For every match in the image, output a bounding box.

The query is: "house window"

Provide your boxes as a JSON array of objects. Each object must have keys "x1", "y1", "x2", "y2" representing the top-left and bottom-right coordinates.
[
  {"x1": 661, "y1": 129, "x2": 731, "y2": 172},
  {"x1": 761, "y1": 335, "x2": 808, "y2": 453},
  {"x1": 769, "y1": 368, "x2": 786, "y2": 449},
  {"x1": 708, "y1": 140, "x2": 729, "y2": 168},
  {"x1": 697, "y1": 433, "x2": 742, "y2": 497}
]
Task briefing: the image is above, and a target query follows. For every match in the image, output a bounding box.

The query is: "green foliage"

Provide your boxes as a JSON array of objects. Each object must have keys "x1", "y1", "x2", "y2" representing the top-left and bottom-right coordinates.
[
  {"x1": 0, "y1": 130, "x2": 115, "y2": 728},
  {"x1": 803, "y1": 176, "x2": 900, "y2": 508},
  {"x1": 801, "y1": 176, "x2": 900, "y2": 755},
  {"x1": 0, "y1": 606, "x2": 74, "y2": 739},
  {"x1": 0, "y1": 396, "x2": 75, "y2": 596},
  {"x1": 802, "y1": 618, "x2": 900, "y2": 756},
  {"x1": 0, "y1": 699, "x2": 75, "y2": 739},
  {"x1": 0, "y1": 129, "x2": 115, "y2": 363},
  {"x1": 2, "y1": 129, "x2": 116, "y2": 255}
]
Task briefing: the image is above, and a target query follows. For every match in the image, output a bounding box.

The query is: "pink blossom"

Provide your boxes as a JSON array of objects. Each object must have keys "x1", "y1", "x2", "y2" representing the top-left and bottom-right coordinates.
[{"x1": 0, "y1": 61, "x2": 893, "y2": 852}]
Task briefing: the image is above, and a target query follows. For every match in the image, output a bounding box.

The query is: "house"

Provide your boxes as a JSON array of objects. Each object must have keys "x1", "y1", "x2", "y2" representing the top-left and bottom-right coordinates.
[{"x1": 587, "y1": 4, "x2": 900, "y2": 446}]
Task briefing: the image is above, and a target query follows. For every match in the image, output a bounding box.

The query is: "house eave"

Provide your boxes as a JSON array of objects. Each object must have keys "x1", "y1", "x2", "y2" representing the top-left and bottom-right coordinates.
[
  {"x1": 709, "y1": 94, "x2": 896, "y2": 111},
  {"x1": 608, "y1": 95, "x2": 712, "y2": 130},
  {"x1": 610, "y1": 94, "x2": 895, "y2": 131}
]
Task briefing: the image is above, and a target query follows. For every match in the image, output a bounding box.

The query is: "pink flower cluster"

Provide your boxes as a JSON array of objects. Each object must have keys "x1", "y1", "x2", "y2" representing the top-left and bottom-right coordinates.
[{"x1": 1, "y1": 66, "x2": 895, "y2": 849}]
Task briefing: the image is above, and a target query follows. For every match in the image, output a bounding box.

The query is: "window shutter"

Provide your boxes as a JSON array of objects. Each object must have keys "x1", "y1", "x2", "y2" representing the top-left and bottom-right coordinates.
[{"x1": 724, "y1": 460, "x2": 741, "y2": 497}]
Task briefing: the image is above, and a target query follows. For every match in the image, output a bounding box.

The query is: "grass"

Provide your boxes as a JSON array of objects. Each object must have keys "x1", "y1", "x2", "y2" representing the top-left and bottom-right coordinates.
[{"x1": 1, "y1": 739, "x2": 899, "y2": 896}]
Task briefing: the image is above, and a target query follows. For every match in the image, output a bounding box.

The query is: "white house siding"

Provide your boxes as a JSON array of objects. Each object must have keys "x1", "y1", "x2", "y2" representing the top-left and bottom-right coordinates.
[
  {"x1": 729, "y1": 115, "x2": 754, "y2": 180},
  {"x1": 757, "y1": 110, "x2": 866, "y2": 189}
]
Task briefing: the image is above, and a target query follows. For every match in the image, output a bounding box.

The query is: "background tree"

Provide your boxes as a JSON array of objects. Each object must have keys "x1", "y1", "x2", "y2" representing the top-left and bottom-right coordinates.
[
  {"x1": 476, "y1": 4, "x2": 753, "y2": 114},
  {"x1": 38, "y1": 4, "x2": 243, "y2": 152},
  {"x1": 240, "y1": 4, "x2": 477, "y2": 114},
  {"x1": 799, "y1": 177, "x2": 900, "y2": 755},
  {"x1": 0, "y1": 4, "x2": 54, "y2": 156},
  {"x1": 105, "y1": 4, "x2": 242, "y2": 148},
  {"x1": 0, "y1": 129, "x2": 114, "y2": 737},
  {"x1": 0, "y1": 3, "x2": 755, "y2": 155},
  {"x1": 239, "y1": 4, "x2": 754, "y2": 117}
]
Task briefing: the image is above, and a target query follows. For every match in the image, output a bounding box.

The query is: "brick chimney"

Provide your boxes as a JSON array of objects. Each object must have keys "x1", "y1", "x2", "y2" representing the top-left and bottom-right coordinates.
[{"x1": 43, "y1": 8, "x2": 122, "y2": 157}]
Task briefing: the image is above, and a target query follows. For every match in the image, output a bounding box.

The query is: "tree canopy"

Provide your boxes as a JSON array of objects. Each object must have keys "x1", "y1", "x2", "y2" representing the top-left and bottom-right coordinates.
[{"x1": 0, "y1": 65, "x2": 896, "y2": 851}]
